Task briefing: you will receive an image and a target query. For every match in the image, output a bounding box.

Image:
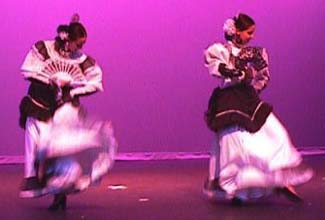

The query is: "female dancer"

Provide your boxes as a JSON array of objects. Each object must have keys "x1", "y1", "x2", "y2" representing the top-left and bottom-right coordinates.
[
  {"x1": 19, "y1": 14, "x2": 117, "y2": 210},
  {"x1": 203, "y1": 13, "x2": 313, "y2": 204}
]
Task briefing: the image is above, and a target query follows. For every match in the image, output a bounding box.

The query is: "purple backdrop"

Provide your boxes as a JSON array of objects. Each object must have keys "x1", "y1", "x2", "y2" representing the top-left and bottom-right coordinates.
[{"x1": 1, "y1": 0, "x2": 324, "y2": 155}]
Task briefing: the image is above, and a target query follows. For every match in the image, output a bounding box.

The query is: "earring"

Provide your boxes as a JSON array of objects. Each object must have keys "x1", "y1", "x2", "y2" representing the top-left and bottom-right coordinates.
[
  {"x1": 64, "y1": 42, "x2": 69, "y2": 52},
  {"x1": 235, "y1": 35, "x2": 243, "y2": 45}
]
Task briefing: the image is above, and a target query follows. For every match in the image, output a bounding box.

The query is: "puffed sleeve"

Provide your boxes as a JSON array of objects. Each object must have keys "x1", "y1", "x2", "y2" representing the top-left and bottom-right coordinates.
[
  {"x1": 21, "y1": 41, "x2": 51, "y2": 84},
  {"x1": 204, "y1": 43, "x2": 232, "y2": 77}
]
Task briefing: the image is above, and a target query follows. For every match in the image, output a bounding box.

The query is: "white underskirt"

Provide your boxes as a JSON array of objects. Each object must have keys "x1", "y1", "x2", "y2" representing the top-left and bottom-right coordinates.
[
  {"x1": 37, "y1": 103, "x2": 117, "y2": 195},
  {"x1": 218, "y1": 113, "x2": 313, "y2": 200}
]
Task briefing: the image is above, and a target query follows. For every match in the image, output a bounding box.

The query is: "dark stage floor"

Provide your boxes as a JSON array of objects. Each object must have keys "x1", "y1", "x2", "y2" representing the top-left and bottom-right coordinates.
[{"x1": 0, "y1": 155, "x2": 324, "y2": 220}]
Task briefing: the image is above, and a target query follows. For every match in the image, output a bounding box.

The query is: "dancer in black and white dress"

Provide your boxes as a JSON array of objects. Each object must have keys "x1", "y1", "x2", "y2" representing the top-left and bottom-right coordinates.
[
  {"x1": 19, "y1": 14, "x2": 117, "y2": 210},
  {"x1": 203, "y1": 13, "x2": 313, "y2": 204}
]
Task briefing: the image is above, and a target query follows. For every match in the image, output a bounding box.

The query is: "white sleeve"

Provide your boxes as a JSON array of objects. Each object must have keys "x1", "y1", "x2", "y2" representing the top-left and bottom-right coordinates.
[
  {"x1": 70, "y1": 64, "x2": 104, "y2": 97},
  {"x1": 204, "y1": 43, "x2": 231, "y2": 77},
  {"x1": 20, "y1": 46, "x2": 50, "y2": 84}
]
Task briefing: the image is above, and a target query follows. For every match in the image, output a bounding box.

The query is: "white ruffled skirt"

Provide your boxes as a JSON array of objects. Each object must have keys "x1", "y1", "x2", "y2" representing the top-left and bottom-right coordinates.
[
  {"x1": 218, "y1": 113, "x2": 313, "y2": 200},
  {"x1": 36, "y1": 103, "x2": 117, "y2": 196}
]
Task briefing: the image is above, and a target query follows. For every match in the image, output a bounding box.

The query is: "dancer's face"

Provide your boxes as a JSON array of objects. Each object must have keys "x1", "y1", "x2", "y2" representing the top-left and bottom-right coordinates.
[
  {"x1": 234, "y1": 25, "x2": 255, "y2": 46},
  {"x1": 68, "y1": 37, "x2": 87, "y2": 53}
]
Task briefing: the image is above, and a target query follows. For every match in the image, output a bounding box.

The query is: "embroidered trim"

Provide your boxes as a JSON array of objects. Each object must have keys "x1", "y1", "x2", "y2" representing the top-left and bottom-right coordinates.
[
  {"x1": 251, "y1": 102, "x2": 263, "y2": 120},
  {"x1": 27, "y1": 95, "x2": 50, "y2": 110},
  {"x1": 215, "y1": 101, "x2": 264, "y2": 121}
]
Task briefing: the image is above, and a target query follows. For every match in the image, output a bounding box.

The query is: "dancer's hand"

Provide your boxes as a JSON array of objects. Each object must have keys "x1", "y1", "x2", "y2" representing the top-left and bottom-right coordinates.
[{"x1": 51, "y1": 72, "x2": 72, "y2": 87}]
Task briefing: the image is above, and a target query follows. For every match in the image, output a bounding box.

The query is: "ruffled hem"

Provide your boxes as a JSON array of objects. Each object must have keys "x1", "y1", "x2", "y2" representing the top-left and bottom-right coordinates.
[
  {"x1": 218, "y1": 113, "x2": 313, "y2": 200},
  {"x1": 29, "y1": 103, "x2": 117, "y2": 197}
]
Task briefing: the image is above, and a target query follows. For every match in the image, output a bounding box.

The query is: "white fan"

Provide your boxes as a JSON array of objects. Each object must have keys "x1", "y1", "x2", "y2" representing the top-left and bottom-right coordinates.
[{"x1": 39, "y1": 59, "x2": 86, "y2": 87}]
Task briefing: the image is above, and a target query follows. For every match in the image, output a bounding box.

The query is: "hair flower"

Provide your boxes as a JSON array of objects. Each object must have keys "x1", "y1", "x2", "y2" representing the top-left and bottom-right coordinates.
[{"x1": 223, "y1": 18, "x2": 236, "y2": 36}]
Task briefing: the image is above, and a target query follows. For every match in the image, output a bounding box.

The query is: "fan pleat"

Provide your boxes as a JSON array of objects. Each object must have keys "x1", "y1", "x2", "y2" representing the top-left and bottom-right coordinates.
[{"x1": 41, "y1": 59, "x2": 85, "y2": 82}]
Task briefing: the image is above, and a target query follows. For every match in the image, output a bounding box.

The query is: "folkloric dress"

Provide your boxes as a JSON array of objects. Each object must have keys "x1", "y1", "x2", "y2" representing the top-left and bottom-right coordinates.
[
  {"x1": 204, "y1": 42, "x2": 313, "y2": 200},
  {"x1": 20, "y1": 40, "x2": 117, "y2": 197}
]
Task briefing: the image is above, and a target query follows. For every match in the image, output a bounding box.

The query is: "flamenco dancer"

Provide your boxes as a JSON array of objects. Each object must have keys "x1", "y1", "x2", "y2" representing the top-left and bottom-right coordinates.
[
  {"x1": 19, "y1": 14, "x2": 117, "y2": 210},
  {"x1": 203, "y1": 13, "x2": 313, "y2": 205}
]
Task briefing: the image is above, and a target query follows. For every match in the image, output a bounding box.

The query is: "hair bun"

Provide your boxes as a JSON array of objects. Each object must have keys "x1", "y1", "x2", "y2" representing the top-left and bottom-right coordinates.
[{"x1": 71, "y1": 13, "x2": 80, "y2": 23}]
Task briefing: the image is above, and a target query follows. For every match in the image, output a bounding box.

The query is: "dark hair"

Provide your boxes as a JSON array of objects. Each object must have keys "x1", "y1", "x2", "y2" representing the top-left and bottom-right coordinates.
[
  {"x1": 234, "y1": 13, "x2": 255, "y2": 31},
  {"x1": 67, "y1": 22, "x2": 87, "y2": 41},
  {"x1": 224, "y1": 13, "x2": 255, "y2": 41},
  {"x1": 55, "y1": 14, "x2": 87, "y2": 50}
]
